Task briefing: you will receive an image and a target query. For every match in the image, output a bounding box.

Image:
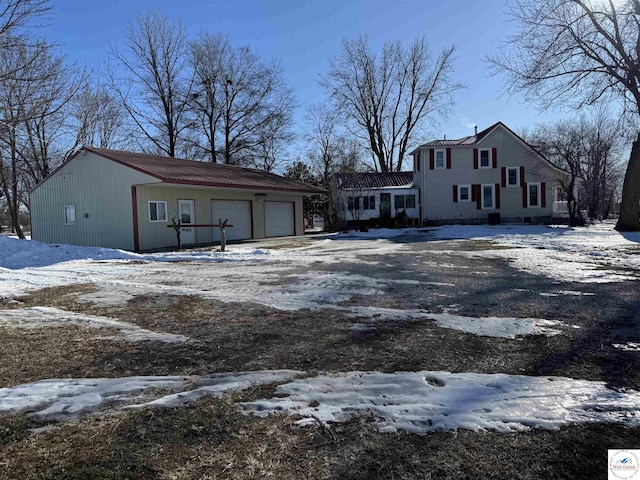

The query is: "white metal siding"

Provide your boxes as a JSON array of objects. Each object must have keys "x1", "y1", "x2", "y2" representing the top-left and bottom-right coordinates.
[
  {"x1": 211, "y1": 200, "x2": 252, "y2": 241},
  {"x1": 265, "y1": 201, "x2": 294, "y2": 237},
  {"x1": 30, "y1": 152, "x2": 159, "y2": 249}
]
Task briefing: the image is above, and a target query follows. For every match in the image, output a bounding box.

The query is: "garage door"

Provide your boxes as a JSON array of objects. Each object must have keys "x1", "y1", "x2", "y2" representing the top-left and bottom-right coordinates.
[
  {"x1": 265, "y1": 201, "x2": 295, "y2": 237},
  {"x1": 211, "y1": 200, "x2": 252, "y2": 242}
]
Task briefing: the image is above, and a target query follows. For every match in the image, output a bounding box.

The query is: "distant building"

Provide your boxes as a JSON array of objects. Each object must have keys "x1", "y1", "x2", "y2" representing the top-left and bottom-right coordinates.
[{"x1": 335, "y1": 172, "x2": 418, "y2": 228}]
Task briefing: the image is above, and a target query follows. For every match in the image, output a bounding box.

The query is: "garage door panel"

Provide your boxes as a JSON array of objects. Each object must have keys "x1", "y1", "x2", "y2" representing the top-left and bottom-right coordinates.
[
  {"x1": 211, "y1": 200, "x2": 252, "y2": 241},
  {"x1": 265, "y1": 201, "x2": 294, "y2": 237}
]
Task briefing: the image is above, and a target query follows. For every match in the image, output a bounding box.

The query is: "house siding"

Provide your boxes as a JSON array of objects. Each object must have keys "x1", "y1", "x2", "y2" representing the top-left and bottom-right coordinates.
[
  {"x1": 30, "y1": 151, "x2": 159, "y2": 249},
  {"x1": 135, "y1": 184, "x2": 304, "y2": 251},
  {"x1": 415, "y1": 124, "x2": 560, "y2": 224},
  {"x1": 338, "y1": 187, "x2": 419, "y2": 225}
]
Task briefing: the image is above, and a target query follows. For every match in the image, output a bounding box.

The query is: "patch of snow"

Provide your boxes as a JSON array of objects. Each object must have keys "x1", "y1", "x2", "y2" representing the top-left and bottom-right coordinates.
[
  {"x1": 613, "y1": 343, "x2": 640, "y2": 352},
  {"x1": 0, "y1": 307, "x2": 188, "y2": 343},
  {"x1": 240, "y1": 371, "x2": 640, "y2": 434},
  {"x1": 434, "y1": 222, "x2": 640, "y2": 283},
  {"x1": 0, "y1": 370, "x2": 302, "y2": 420},
  {"x1": 342, "y1": 306, "x2": 568, "y2": 339}
]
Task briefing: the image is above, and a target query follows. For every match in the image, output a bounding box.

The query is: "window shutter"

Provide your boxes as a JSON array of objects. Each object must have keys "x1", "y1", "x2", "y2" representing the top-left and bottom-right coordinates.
[
  {"x1": 416, "y1": 151, "x2": 421, "y2": 171},
  {"x1": 453, "y1": 185, "x2": 458, "y2": 203},
  {"x1": 495, "y1": 183, "x2": 501, "y2": 209},
  {"x1": 475, "y1": 184, "x2": 481, "y2": 210},
  {"x1": 492, "y1": 148, "x2": 497, "y2": 168},
  {"x1": 501, "y1": 167, "x2": 506, "y2": 188},
  {"x1": 541, "y1": 182, "x2": 546, "y2": 208},
  {"x1": 473, "y1": 149, "x2": 478, "y2": 169},
  {"x1": 471, "y1": 184, "x2": 477, "y2": 201},
  {"x1": 520, "y1": 167, "x2": 527, "y2": 207},
  {"x1": 446, "y1": 148, "x2": 452, "y2": 169},
  {"x1": 429, "y1": 149, "x2": 434, "y2": 170}
]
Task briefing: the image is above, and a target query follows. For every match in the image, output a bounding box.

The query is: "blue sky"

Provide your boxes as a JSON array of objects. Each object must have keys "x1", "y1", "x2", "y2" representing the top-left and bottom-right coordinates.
[{"x1": 42, "y1": 0, "x2": 577, "y2": 143}]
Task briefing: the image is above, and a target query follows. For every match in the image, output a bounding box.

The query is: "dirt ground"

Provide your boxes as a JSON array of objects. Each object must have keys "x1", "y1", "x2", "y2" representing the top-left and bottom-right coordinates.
[{"x1": 1, "y1": 235, "x2": 639, "y2": 479}]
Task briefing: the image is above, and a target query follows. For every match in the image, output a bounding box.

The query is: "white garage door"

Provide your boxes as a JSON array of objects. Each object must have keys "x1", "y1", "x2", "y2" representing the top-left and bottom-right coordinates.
[
  {"x1": 265, "y1": 201, "x2": 295, "y2": 237},
  {"x1": 211, "y1": 200, "x2": 252, "y2": 242}
]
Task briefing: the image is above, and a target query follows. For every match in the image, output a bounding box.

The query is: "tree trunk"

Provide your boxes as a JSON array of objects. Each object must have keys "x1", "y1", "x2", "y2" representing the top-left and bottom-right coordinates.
[{"x1": 616, "y1": 134, "x2": 640, "y2": 231}]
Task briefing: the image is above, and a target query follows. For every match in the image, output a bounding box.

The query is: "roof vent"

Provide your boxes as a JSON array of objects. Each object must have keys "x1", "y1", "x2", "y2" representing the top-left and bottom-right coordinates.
[
  {"x1": 474, "y1": 125, "x2": 478, "y2": 135},
  {"x1": 443, "y1": 134, "x2": 447, "y2": 140}
]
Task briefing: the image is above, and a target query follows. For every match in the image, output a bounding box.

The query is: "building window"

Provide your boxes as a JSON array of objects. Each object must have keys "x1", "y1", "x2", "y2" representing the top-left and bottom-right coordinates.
[
  {"x1": 459, "y1": 184, "x2": 471, "y2": 202},
  {"x1": 64, "y1": 205, "x2": 76, "y2": 225},
  {"x1": 481, "y1": 184, "x2": 495, "y2": 209},
  {"x1": 363, "y1": 195, "x2": 376, "y2": 210},
  {"x1": 149, "y1": 201, "x2": 167, "y2": 222},
  {"x1": 347, "y1": 196, "x2": 361, "y2": 211},
  {"x1": 528, "y1": 183, "x2": 541, "y2": 208},
  {"x1": 507, "y1": 167, "x2": 519, "y2": 186},
  {"x1": 395, "y1": 194, "x2": 416, "y2": 209},
  {"x1": 479, "y1": 149, "x2": 491, "y2": 168},
  {"x1": 435, "y1": 150, "x2": 446, "y2": 169}
]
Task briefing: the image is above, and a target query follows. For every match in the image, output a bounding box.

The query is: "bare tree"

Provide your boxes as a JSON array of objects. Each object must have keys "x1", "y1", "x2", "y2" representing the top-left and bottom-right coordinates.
[
  {"x1": 0, "y1": 37, "x2": 81, "y2": 237},
  {"x1": 188, "y1": 32, "x2": 296, "y2": 167},
  {"x1": 320, "y1": 35, "x2": 462, "y2": 172},
  {"x1": 303, "y1": 103, "x2": 364, "y2": 229},
  {"x1": 532, "y1": 112, "x2": 624, "y2": 225},
  {"x1": 531, "y1": 122, "x2": 585, "y2": 226},
  {"x1": 69, "y1": 83, "x2": 126, "y2": 151},
  {"x1": 0, "y1": 0, "x2": 49, "y2": 39},
  {"x1": 487, "y1": 0, "x2": 640, "y2": 230},
  {"x1": 109, "y1": 11, "x2": 192, "y2": 157}
]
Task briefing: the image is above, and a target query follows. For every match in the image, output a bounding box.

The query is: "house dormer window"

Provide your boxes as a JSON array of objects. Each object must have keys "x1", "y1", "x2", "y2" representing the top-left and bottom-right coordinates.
[
  {"x1": 435, "y1": 149, "x2": 446, "y2": 169},
  {"x1": 479, "y1": 149, "x2": 491, "y2": 168}
]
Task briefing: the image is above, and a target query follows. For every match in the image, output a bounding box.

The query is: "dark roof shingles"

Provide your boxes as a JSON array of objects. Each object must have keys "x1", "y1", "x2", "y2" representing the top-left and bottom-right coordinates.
[{"x1": 335, "y1": 172, "x2": 414, "y2": 189}]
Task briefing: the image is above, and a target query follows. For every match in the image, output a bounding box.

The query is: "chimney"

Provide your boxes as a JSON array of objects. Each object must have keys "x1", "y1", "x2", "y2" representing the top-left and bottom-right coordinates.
[{"x1": 474, "y1": 125, "x2": 478, "y2": 135}]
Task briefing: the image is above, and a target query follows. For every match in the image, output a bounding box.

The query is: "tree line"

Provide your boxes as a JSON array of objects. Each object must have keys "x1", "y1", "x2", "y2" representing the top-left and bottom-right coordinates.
[{"x1": 1, "y1": 0, "x2": 640, "y2": 235}]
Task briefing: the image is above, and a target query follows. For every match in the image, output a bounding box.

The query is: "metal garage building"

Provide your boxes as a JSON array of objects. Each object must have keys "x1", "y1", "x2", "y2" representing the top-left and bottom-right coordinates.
[{"x1": 30, "y1": 147, "x2": 325, "y2": 251}]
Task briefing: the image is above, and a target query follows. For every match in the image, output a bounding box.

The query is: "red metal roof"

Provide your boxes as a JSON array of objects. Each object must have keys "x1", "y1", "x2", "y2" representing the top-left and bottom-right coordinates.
[
  {"x1": 84, "y1": 147, "x2": 326, "y2": 194},
  {"x1": 414, "y1": 122, "x2": 497, "y2": 149}
]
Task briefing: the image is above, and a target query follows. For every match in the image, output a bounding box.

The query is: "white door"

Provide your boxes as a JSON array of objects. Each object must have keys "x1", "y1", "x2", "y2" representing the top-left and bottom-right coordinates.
[
  {"x1": 178, "y1": 199, "x2": 196, "y2": 245},
  {"x1": 211, "y1": 200, "x2": 252, "y2": 242},
  {"x1": 265, "y1": 201, "x2": 295, "y2": 237}
]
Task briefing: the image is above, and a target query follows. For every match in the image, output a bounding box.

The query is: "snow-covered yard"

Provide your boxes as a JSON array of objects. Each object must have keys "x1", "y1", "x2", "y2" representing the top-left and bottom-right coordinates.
[{"x1": 1, "y1": 221, "x2": 639, "y2": 476}]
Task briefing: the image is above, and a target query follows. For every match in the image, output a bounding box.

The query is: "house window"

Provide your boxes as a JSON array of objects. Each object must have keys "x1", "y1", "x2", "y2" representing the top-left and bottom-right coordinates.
[
  {"x1": 395, "y1": 194, "x2": 416, "y2": 209},
  {"x1": 507, "y1": 167, "x2": 519, "y2": 186},
  {"x1": 459, "y1": 185, "x2": 471, "y2": 202},
  {"x1": 64, "y1": 205, "x2": 76, "y2": 225},
  {"x1": 363, "y1": 196, "x2": 375, "y2": 210},
  {"x1": 481, "y1": 184, "x2": 495, "y2": 209},
  {"x1": 347, "y1": 196, "x2": 360, "y2": 211},
  {"x1": 435, "y1": 150, "x2": 446, "y2": 169},
  {"x1": 479, "y1": 149, "x2": 491, "y2": 168},
  {"x1": 149, "y1": 201, "x2": 167, "y2": 222},
  {"x1": 528, "y1": 183, "x2": 541, "y2": 208}
]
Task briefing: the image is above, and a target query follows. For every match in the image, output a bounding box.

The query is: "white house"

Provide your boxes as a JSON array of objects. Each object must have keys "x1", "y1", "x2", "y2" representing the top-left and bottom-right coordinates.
[{"x1": 335, "y1": 172, "x2": 419, "y2": 228}]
